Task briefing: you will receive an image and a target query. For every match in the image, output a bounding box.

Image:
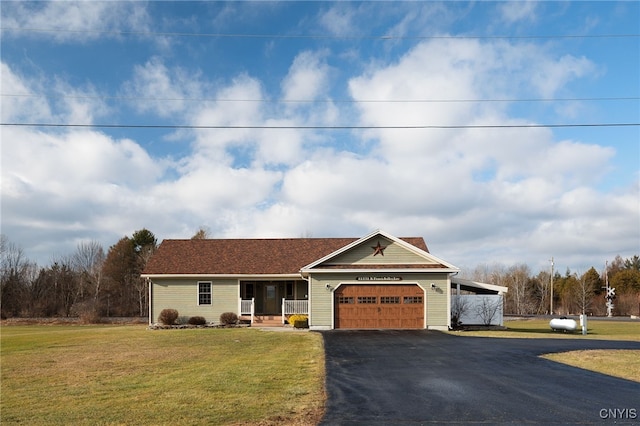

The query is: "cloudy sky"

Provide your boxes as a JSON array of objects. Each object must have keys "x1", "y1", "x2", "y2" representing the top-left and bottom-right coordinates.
[{"x1": 1, "y1": 1, "x2": 638, "y2": 274}]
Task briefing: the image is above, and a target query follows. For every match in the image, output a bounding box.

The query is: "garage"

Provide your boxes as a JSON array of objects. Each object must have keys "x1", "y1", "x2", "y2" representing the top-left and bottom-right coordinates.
[{"x1": 334, "y1": 284, "x2": 425, "y2": 329}]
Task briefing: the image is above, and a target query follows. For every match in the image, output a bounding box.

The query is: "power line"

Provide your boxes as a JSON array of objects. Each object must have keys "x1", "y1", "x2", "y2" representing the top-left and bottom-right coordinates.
[
  {"x1": 1, "y1": 27, "x2": 638, "y2": 40},
  {"x1": 2, "y1": 122, "x2": 638, "y2": 130},
  {"x1": 2, "y1": 93, "x2": 637, "y2": 104}
]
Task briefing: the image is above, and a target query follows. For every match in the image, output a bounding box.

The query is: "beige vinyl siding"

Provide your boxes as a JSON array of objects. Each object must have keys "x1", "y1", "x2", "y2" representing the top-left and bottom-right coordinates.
[
  {"x1": 327, "y1": 237, "x2": 434, "y2": 265},
  {"x1": 309, "y1": 275, "x2": 334, "y2": 327},
  {"x1": 424, "y1": 274, "x2": 449, "y2": 328},
  {"x1": 309, "y1": 272, "x2": 450, "y2": 329},
  {"x1": 151, "y1": 278, "x2": 238, "y2": 324},
  {"x1": 212, "y1": 280, "x2": 240, "y2": 319}
]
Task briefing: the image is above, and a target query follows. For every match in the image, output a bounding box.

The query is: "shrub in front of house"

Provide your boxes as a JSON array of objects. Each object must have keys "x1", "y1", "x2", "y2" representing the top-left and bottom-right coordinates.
[
  {"x1": 158, "y1": 308, "x2": 179, "y2": 325},
  {"x1": 188, "y1": 316, "x2": 207, "y2": 326},
  {"x1": 287, "y1": 314, "x2": 308, "y2": 328},
  {"x1": 450, "y1": 315, "x2": 463, "y2": 330},
  {"x1": 219, "y1": 312, "x2": 238, "y2": 325}
]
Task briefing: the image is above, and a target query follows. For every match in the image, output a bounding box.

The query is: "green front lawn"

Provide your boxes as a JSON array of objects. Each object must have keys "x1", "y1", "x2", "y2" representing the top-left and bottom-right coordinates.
[
  {"x1": 3, "y1": 319, "x2": 638, "y2": 426},
  {"x1": 1, "y1": 325, "x2": 325, "y2": 425}
]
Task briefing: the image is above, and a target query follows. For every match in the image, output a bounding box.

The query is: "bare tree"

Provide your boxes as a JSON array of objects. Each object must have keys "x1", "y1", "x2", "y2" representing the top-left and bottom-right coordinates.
[
  {"x1": 191, "y1": 226, "x2": 211, "y2": 239},
  {"x1": 50, "y1": 255, "x2": 79, "y2": 317},
  {"x1": 470, "y1": 262, "x2": 506, "y2": 285},
  {"x1": 532, "y1": 270, "x2": 550, "y2": 314},
  {"x1": 572, "y1": 271, "x2": 595, "y2": 315},
  {"x1": 451, "y1": 296, "x2": 471, "y2": 329},
  {"x1": 1, "y1": 235, "x2": 31, "y2": 317},
  {"x1": 505, "y1": 264, "x2": 534, "y2": 315},
  {"x1": 26, "y1": 266, "x2": 57, "y2": 316},
  {"x1": 73, "y1": 241, "x2": 105, "y2": 304},
  {"x1": 475, "y1": 296, "x2": 503, "y2": 326}
]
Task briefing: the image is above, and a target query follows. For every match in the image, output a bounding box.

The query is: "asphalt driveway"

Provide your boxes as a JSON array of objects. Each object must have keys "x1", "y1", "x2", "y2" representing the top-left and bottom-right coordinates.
[{"x1": 319, "y1": 330, "x2": 640, "y2": 425}]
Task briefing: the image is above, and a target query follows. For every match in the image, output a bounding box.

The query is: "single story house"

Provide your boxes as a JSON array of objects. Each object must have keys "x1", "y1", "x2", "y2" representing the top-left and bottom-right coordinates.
[{"x1": 142, "y1": 230, "x2": 507, "y2": 330}]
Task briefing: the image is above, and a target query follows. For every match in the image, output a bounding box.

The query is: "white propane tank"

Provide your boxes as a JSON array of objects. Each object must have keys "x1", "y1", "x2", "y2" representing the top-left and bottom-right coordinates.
[{"x1": 549, "y1": 318, "x2": 577, "y2": 332}]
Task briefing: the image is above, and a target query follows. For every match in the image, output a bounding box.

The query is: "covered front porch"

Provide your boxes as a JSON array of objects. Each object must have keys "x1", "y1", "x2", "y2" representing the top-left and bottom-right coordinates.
[{"x1": 238, "y1": 280, "x2": 308, "y2": 325}]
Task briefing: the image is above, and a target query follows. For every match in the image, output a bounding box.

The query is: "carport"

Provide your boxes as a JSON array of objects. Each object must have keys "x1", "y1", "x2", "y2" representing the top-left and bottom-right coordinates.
[{"x1": 451, "y1": 277, "x2": 508, "y2": 326}]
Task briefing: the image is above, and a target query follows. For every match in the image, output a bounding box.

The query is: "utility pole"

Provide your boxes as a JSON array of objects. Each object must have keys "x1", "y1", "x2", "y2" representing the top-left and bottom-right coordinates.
[{"x1": 550, "y1": 257, "x2": 554, "y2": 316}]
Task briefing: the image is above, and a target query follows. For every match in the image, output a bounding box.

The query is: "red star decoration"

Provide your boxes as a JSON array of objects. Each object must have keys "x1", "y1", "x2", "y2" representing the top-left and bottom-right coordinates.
[{"x1": 371, "y1": 241, "x2": 386, "y2": 256}]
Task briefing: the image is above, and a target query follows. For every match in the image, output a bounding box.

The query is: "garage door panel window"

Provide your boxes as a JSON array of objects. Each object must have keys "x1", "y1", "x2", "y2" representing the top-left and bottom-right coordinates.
[
  {"x1": 380, "y1": 296, "x2": 400, "y2": 304},
  {"x1": 337, "y1": 296, "x2": 354, "y2": 304},
  {"x1": 403, "y1": 296, "x2": 423, "y2": 304},
  {"x1": 357, "y1": 296, "x2": 377, "y2": 304}
]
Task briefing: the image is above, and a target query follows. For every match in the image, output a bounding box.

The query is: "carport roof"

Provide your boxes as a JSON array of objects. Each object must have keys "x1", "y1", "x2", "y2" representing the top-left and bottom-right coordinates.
[{"x1": 452, "y1": 277, "x2": 508, "y2": 294}]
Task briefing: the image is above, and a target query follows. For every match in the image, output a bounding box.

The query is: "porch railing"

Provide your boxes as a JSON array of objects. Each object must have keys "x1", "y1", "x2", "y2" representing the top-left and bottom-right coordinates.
[
  {"x1": 239, "y1": 298, "x2": 254, "y2": 323},
  {"x1": 282, "y1": 299, "x2": 308, "y2": 323}
]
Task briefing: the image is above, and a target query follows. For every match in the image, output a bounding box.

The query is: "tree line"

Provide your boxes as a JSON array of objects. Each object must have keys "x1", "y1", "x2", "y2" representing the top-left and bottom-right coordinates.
[
  {"x1": 1, "y1": 228, "x2": 639, "y2": 319},
  {"x1": 465, "y1": 256, "x2": 640, "y2": 316},
  {"x1": 0, "y1": 229, "x2": 158, "y2": 320}
]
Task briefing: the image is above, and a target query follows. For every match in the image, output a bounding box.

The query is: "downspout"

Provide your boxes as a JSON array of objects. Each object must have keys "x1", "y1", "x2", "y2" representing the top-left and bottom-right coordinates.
[{"x1": 147, "y1": 278, "x2": 152, "y2": 326}]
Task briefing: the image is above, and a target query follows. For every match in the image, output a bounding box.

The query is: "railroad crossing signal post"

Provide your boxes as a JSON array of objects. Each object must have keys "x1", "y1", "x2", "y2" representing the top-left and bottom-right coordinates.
[{"x1": 605, "y1": 286, "x2": 616, "y2": 318}]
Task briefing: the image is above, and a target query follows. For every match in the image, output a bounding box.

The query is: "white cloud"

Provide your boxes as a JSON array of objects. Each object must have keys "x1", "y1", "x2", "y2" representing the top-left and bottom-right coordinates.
[
  {"x1": 1, "y1": 125, "x2": 167, "y2": 260},
  {"x1": 3, "y1": 128, "x2": 160, "y2": 191},
  {"x1": 382, "y1": 3, "x2": 449, "y2": 40},
  {"x1": 281, "y1": 50, "x2": 332, "y2": 103},
  {"x1": 319, "y1": 5, "x2": 356, "y2": 36},
  {"x1": 149, "y1": 165, "x2": 281, "y2": 217},
  {"x1": 252, "y1": 36, "x2": 635, "y2": 271},
  {"x1": 121, "y1": 58, "x2": 207, "y2": 118},
  {"x1": 189, "y1": 74, "x2": 265, "y2": 163},
  {"x1": 530, "y1": 54, "x2": 596, "y2": 99},
  {"x1": 1, "y1": 20, "x2": 637, "y2": 275},
  {"x1": 350, "y1": 39, "x2": 489, "y2": 133},
  {"x1": 1, "y1": 1, "x2": 150, "y2": 42},
  {"x1": 499, "y1": 1, "x2": 538, "y2": 24},
  {"x1": 1, "y1": 62, "x2": 166, "y2": 260},
  {"x1": 1, "y1": 63, "x2": 53, "y2": 122},
  {"x1": 255, "y1": 123, "x2": 304, "y2": 166},
  {"x1": 52, "y1": 79, "x2": 110, "y2": 125},
  {"x1": 1, "y1": 62, "x2": 110, "y2": 125}
]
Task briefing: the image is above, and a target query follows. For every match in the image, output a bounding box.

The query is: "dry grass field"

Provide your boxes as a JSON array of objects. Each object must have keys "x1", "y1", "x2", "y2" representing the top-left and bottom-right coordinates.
[
  {"x1": 542, "y1": 349, "x2": 640, "y2": 382},
  {"x1": 1, "y1": 325, "x2": 325, "y2": 425},
  {"x1": 2, "y1": 319, "x2": 638, "y2": 425}
]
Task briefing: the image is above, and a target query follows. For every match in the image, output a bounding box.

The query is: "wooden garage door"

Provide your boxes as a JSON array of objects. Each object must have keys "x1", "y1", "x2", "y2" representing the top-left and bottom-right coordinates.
[{"x1": 334, "y1": 284, "x2": 424, "y2": 329}]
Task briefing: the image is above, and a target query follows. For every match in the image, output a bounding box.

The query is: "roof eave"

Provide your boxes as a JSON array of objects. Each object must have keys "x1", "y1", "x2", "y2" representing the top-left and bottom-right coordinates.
[
  {"x1": 142, "y1": 273, "x2": 302, "y2": 280},
  {"x1": 302, "y1": 268, "x2": 459, "y2": 275}
]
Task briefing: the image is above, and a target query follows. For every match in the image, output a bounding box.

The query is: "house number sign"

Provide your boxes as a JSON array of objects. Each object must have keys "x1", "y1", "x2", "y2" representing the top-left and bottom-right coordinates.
[{"x1": 356, "y1": 276, "x2": 403, "y2": 281}]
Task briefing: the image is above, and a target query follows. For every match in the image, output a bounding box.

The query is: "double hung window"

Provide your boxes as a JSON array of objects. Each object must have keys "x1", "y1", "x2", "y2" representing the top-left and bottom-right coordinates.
[{"x1": 198, "y1": 282, "x2": 212, "y2": 305}]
